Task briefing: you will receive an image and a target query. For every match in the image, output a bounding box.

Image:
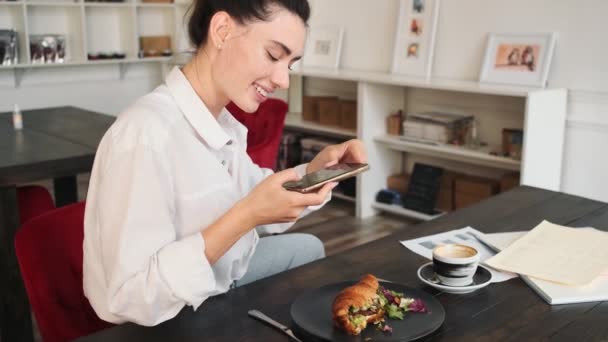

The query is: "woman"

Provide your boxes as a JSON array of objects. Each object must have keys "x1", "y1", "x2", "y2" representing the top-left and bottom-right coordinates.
[{"x1": 83, "y1": 0, "x2": 367, "y2": 327}]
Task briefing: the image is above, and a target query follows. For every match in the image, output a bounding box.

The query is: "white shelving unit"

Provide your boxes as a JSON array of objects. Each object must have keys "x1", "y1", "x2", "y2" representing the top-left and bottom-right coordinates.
[
  {"x1": 0, "y1": 0, "x2": 192, "y2": 85},
  {"x1": 287, "y1": 67, "x2": 568, "y2": 220},
  {"x1": 284, "y1": 112, "x2": 356, "y2": 139}
]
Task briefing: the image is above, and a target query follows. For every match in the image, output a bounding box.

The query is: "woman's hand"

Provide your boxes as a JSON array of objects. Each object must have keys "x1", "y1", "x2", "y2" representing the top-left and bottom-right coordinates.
[
  {"x1": 306, "y1": 139, "x2": 367, "y2": 174},
  {"x1": 237, "y1": 168, "x2": 336, "y2": 228}
]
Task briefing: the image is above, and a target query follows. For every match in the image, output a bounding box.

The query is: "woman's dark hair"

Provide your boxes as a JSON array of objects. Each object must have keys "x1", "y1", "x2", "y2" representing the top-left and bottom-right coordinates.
[{"x1": 188, "y1": 0, "x2": 310, "y2": 49}]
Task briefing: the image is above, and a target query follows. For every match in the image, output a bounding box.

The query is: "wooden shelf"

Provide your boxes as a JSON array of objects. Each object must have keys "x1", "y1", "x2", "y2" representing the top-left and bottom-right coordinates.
[
  {"x1": 371, "y1": 201, "x2": 443, "y2": 221},
  {"x1": 374, "y1": 134, "x2": 521, "y2": 171},
  {"x1": 291, "y1": 66, "x2": 538, "y2": 97},
  {"x1": 284, "y1": 112, "x2": 356, "y2": 139}
]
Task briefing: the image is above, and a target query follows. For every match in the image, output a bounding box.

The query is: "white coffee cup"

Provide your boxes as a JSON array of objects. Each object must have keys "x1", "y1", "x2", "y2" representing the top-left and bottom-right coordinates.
[{"x1": 432, "y1": 244, "x2": 480, "y2": 287}]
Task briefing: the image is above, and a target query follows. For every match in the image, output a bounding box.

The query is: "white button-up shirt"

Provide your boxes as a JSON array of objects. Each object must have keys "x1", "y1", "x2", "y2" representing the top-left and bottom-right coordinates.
[{"x1": 83, "y1": 67, "x2": 327, "y2": 326}]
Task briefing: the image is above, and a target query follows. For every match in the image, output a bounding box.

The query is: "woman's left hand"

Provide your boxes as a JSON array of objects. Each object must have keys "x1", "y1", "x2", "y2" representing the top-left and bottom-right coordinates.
[{"x1": 307, "y1": 139, "x2": 368, "y2": 174}]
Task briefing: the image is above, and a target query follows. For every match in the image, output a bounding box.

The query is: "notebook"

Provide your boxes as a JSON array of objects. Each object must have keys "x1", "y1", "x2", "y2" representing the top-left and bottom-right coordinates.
[{"x1": 481, "y1": 231, "x2": 608, "y2": 305}]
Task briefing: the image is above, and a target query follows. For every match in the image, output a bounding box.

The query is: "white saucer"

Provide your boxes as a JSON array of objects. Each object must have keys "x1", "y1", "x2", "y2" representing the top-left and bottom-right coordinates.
[{"x1": 417, "y1": 262, "x2": 493, "y2": 294}]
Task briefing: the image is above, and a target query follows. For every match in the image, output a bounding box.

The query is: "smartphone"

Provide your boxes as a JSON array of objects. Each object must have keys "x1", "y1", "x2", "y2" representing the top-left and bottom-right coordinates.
[{"x1": 283, "y1": 163, "x2": 370, "y2": 193}]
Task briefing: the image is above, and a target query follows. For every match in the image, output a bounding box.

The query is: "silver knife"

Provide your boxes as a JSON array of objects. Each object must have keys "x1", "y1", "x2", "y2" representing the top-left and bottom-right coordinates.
[{"x1": 248, "y1": 309, "x2": 303, "y2": 342}]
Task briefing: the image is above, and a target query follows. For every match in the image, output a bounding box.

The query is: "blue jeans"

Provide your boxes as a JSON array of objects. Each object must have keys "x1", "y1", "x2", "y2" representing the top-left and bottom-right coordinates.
[{"x1": 235, "y1": 233, "x2": 325, "y2": 287}]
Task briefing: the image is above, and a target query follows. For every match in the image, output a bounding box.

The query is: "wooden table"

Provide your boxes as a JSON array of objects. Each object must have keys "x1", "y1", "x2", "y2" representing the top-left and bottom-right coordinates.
[
  {"x1": 76, "y1": 186, "x2": 608, "y2": 342},
  {"x1": 0, "y1": 106, "x2": 114, "y2": 342}
]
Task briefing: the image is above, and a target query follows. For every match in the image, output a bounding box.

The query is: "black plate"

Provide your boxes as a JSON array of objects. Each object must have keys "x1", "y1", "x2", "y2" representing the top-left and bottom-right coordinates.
[{"x1": 290, "y1": 281, "x2": 445, "y2": 342}]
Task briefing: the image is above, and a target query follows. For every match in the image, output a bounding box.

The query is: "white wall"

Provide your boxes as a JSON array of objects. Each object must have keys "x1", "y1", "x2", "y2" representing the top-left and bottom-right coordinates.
[
  {"x1": 308, "y1": 0, "x2": 608, "y2": 202},
  {"x1": 0, "y1": 63, "x2": 163, "y2": 115}
]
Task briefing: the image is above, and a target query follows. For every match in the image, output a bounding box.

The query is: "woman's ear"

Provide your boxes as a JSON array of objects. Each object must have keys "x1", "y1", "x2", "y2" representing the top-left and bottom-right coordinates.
[{"x1": 208, "y1": 11, "x2": 232, "y2": 50}]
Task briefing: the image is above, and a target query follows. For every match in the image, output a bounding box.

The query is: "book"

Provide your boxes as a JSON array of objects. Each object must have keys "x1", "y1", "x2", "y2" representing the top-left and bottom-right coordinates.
[{"x1": 481, "y1": 231, "x2": 608, "y2": 305}]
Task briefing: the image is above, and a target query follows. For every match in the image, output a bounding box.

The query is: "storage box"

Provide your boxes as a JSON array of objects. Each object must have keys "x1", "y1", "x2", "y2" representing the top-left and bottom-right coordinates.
[
  {"x1": 302, "y1": 96, "x2": 336, "y2": 122},
  {"x1": 339, "y1": 100, "x2": 357, "y2": 130},
  {"x1": 500, "y1": 172, "x2": 520, "y2": 192},
  {"x1": 387, "y1": 173, "x2": 409, "y2": 194},
  {"x1": 454, "y1": 175, "x2": 499, "y2": 209},
  {"x1": 436, "y1": 171, "x2": 461, "y2": 212},
  {"x1": 139, "y1": 36, "x2": 171, "y2": 57},
  {"x1": 402, "y1": 111, "x2": 473, "y2": 144},
  {"x1": 318, "y1": 98, "x2": 341, "y2": 127}
]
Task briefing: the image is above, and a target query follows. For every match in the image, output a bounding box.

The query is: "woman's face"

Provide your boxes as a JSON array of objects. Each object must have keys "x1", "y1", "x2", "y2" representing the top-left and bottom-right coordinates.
[{"x1": 211, "y1": 7, "x2": 306, "y2": 113}]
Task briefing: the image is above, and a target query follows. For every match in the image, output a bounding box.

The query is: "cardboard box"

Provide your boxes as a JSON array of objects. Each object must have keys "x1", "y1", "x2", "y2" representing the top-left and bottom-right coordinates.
[
  {"x1": 318, "y1": 98, "x2": 341, "y2": 127},
  {"x1": 500, "y1": 172, "x2": 520, "y2": 192},
  {"x1": 387, "y1": 173, "x2": 409, "y2": 194},
  {"x1": 339, "y1": 100, "x2": 357, "y2": 130},
  {"x1": 435, "y1": 171, "x2": 461, "y2": 212},
  {"x1": 139, "y1": 36, "x2": 171, "y2": 57},
  {"x1": 454, "y1": 175, "x2": 499, "y2": 209},
  {"x1": 302, "y1": 96, "x2": 336, "y2": 122}
]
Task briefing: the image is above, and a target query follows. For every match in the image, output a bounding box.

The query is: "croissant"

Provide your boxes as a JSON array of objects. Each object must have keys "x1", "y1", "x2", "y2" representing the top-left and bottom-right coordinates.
[{"x1": 332, "y1": 274, "x2": 385, "y2": 335}]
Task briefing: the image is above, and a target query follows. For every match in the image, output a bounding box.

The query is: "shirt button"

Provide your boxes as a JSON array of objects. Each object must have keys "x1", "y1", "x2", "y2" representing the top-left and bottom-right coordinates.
[
  {"x1": 226, "y1": 140, "x2": 233, "y2": 145},
  {"x1": 221, "y1": 160, "x2": 226, "y2": 166}
]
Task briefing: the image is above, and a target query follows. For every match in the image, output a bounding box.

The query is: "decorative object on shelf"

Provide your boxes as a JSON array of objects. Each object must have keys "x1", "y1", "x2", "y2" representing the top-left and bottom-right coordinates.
[
  {"x1": 0, "y1": 29, "x2": 19, "y2": 66},
  {"x1": 391, "y1": 0, "x2": 440, "y2": 78},
  {"x1": 386, "y1": 110, "x2": 404, "y2": 135},
  {"x1": 402, "y1": 163, "x2": 443, "y2": 215},
  {"x1": 479, "y1": 32, "x2": 557, "y2": 87},
  {"x1": 87, "y1": 52, "x2": 126, "y2": 60},
  {"x1": 139, "y1": 35, "x2": 172, "y2": 57},
  {"x1": 29, "y1": 34, "x2": 67, "y2": 64},
  {"x1": 501, "y1": 128, "x2": 523, "y2": 160},
  {"x1": 302, "y1": 26, "x2": 344, "y2": 69},
  {"x1": 402, "y1": 111, "x2": 474, "y2": 145}
]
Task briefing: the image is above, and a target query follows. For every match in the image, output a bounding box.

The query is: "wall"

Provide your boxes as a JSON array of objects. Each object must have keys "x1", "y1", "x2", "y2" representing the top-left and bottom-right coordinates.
[
  {"x1": 307, "y1": 0, "x2": 608, "y2": 202},
  {"x1": 0, "y1": 63, "x2": 164, "y2": 115}
]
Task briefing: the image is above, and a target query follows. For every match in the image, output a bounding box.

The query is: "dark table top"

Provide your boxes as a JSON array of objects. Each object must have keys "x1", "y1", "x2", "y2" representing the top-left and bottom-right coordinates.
[
  {"x1": 76, "y1": 186, "x2": 608, "y2": 342},
  {"x1": 0, "y1": 106, "x2": 114, "y2": 185}
]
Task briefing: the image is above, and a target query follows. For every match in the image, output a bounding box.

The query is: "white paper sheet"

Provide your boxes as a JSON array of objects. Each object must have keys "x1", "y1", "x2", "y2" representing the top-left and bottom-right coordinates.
[
  {"x1": 400, "y1": 226, "x2": 517, "y2": 283},
  {"x1": 485, "y1": 220, "x2": 608, "y2": 286}
]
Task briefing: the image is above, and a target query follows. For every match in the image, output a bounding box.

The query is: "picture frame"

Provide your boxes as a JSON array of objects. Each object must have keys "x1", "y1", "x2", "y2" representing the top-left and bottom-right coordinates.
[
  {"x1": 302, "y1": 26, "x2": 344, "y2": 69},
  {"x1": 479, "y1": 32, "x2": 557, "y2": 87},
  {"x1": 391, "y1": 0, "x2": 440, "y2": 79}
]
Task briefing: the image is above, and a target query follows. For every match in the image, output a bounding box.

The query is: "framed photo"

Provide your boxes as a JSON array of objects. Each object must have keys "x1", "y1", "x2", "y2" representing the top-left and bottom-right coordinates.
[
  {"x1": 391, "y1": 0, "x2": 440, "y2": 78},
  {"x1": 479, "y1": 33, "x2": 557, "y2": 87},
  {"x1": 302, "y1": 27, "x2": 344, "y2": 69}
]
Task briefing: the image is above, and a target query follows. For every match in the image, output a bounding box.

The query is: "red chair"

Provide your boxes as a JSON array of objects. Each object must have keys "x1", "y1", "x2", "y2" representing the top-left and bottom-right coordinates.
[
  {"x1": 14, "y1": 202, "x2": 113, "y2": 342},
  {"x1": 17, "y1": 185, "x2": 56, "y2": 225},
  {"x1": 227, "y1": 98, "x2": 288, "y2": 170}
]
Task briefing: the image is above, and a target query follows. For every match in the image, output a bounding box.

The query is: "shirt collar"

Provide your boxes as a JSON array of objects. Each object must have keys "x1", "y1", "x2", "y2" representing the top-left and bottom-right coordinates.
[{"x1": 165, "y1": 66, "x2": 232, "y2": 150}]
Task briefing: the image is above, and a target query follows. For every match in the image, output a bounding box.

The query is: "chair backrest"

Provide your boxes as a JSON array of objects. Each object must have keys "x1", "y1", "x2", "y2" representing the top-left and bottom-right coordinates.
[
  {"x1": 17, "y1": 185, "x2": 56, "y2": 225},
  {"x1": 14, "y1": 202, "x2": 113, "y2": 342},
  {"x1": 227, "y1": 98, "x2": 288, "y2": 169}
]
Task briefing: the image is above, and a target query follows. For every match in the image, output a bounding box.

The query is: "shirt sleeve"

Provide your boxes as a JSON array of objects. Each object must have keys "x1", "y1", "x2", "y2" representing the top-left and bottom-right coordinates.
[{"x1": 92, "y1": 143, "x2": 216, "y2": 326}]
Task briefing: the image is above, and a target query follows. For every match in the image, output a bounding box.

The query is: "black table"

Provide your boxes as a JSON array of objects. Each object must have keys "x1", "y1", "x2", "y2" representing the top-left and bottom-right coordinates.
[
  {"x1": 77, "y1": 186, "x2": 608, "y2": 342},
  {"x1": 0, "y1": 106, "x2": 114, "y2": 342}
]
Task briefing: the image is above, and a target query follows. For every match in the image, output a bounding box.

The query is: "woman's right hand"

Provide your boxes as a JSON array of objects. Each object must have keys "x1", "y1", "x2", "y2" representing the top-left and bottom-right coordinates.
[{"x1": 238, "y1": 168, "x2": 336, "y2": 228}]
